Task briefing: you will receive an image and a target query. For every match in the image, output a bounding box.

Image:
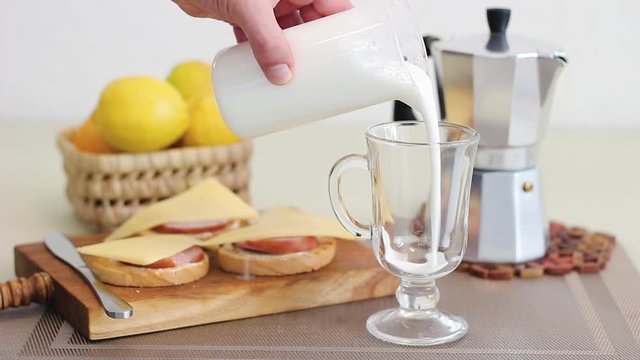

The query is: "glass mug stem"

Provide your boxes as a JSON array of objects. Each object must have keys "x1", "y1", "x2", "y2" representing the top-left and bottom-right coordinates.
[{"x1": 397, "y1": 280, "x2": 439, "y2": 312}]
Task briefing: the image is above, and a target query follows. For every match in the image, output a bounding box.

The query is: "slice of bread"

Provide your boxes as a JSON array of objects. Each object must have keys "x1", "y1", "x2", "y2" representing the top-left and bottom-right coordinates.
[
  {"x1": 217, "y1": 237, "x2": 336, "y2": 276},
  {"x1": 83, "y1": 253, "x2": 209, "y2": 287}
]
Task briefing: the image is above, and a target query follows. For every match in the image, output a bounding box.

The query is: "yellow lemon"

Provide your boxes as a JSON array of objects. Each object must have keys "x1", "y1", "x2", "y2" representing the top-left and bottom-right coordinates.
[
  {"x1": 183, "y1": 95, "x2": 239, "y2": 147},
  {"x1": 167, "y1": 60, "x2": 212, "y2": 103},
  {"x1": 93, "y1": 76, "x2": 190, "y2": 152}
]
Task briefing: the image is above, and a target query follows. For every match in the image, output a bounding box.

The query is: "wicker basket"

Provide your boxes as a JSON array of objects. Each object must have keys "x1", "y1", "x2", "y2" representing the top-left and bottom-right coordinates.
[{"x1": 57, "y1": 128, "x2": 253, "y2": 230}]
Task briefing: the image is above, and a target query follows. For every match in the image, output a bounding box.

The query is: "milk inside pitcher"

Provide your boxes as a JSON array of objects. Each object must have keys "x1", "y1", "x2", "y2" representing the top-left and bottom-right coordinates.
[{"x1": 212, "y1": 0, "x2": 428, "y2": 138}]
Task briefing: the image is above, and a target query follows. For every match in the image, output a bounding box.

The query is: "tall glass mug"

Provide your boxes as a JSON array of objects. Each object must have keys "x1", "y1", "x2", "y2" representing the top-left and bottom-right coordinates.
[
  {"x1": 329, "y1": 121, "x2": 479, "y2": 345},
  {"x1": 212, "y1": 0, "x2": 427, "y2": 138}
]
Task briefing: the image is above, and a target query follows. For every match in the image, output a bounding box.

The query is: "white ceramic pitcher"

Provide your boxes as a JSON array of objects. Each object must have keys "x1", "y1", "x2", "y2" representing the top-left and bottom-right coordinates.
[{"x1": 211, "y1": 0, "x2": 428, "y2": 138}]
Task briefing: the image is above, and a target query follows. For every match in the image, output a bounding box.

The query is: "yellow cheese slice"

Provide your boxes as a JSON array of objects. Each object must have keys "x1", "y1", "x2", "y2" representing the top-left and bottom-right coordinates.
[
  {"x1": 105, "y1": 178, "x2": 258, "y2": 241},
  {"x1": 78, "y1": 235, "x2": 198, "y2": 266},
  {"x1": 201, "y1": 206, "x2": 358, "y2": 248}
]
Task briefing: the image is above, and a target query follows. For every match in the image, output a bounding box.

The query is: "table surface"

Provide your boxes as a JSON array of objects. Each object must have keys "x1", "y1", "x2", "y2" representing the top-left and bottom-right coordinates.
[{"x1": 1, "y1": 119, "x2": 638, "y2": 281}]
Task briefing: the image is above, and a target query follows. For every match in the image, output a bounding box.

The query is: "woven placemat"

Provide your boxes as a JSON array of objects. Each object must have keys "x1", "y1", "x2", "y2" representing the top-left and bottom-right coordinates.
[
  {"x1": 458, "y1": 222, "x2": 616, "y2": 280},
  {"x1": 1, "y1": 226, "x2": 638, "y2": 359}
]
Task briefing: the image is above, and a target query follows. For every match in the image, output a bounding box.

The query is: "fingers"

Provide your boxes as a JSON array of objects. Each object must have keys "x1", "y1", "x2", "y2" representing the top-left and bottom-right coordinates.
[
  {"x1": 228, "y1": 0, "x2": 353, "y2": 85},
  {"x1": 274, "y1": 1, "x2": 307, "y2": 28},
  {"x1": 299, "y1": 5, "x2": 322, "y2": 22},
  {"x1": 274, "y1": 1, "x2": 301, "y2": 17},
  {"x1": 233, "y1": 27, "x2": 248, "y2": 42},
  {"x1": 233, "y1": 1, "x2": 294, "y2": 85},
  {"x1": 310, "y1": 0, "x2": 353, "y2": 15},
  {"x1": 293, "y1": 0, "x2": 354, "y2": 23},
  {"x1": 172, "y1": 0, "x2": 209, "y2": 18},
  {"x1": 277, "y1": 11, "x2": 303, "y2": 29},
  {"x1": 287, "y1": 0, "x2": 353, "y2": 16}
]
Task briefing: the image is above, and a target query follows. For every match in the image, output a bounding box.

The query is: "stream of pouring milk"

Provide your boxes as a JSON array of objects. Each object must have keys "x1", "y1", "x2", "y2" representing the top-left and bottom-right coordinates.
[{"x1": 383, "y1": 64, "x2": 447, "y2": 275}]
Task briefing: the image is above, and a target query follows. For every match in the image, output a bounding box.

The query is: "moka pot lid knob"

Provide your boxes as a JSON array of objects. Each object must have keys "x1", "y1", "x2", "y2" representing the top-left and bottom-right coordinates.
[{"x1": 432, "y1": 8, "x2": 566, "y2": 61}]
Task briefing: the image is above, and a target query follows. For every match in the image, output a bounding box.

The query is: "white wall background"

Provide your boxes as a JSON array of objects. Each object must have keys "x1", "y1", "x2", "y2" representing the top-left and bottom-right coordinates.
[{"x1": 1, "y1": 0, "x2": 639, "y2": 128}]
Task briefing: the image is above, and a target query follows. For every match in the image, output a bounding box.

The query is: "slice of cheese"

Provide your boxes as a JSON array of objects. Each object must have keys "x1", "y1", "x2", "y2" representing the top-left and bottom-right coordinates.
[
  {"x1": 201, "y1": 206, "x2": 358, "y2": 248},
  {"x1": 105, "y1": 178, "x2": 258, "y2": 241},
  {"x1": 78, "y1": 235, "x2": 198, "y2": 266}
]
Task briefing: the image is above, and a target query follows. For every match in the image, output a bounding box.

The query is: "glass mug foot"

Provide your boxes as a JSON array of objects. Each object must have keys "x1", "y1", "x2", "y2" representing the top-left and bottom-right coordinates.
[{"x1": 366, "y1": 308, "x2": 468, "y2": 346}]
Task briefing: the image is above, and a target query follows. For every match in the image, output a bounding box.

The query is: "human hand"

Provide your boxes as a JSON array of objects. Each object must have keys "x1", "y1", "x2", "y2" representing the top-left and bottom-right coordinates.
[{"x1": 172, "y1": 0, "x2": 353, "y2": 85}]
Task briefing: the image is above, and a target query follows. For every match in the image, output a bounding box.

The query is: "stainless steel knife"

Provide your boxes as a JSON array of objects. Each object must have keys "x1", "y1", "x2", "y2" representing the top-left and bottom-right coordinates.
[{"x1": 44, "y1": 232, "x2": 133, "y2": 319}]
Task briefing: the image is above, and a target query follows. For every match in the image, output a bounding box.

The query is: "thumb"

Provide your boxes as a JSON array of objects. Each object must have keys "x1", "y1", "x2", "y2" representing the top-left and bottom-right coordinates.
[{"x1": 235, "y1": 2, "x2": 294, "y2": 85}]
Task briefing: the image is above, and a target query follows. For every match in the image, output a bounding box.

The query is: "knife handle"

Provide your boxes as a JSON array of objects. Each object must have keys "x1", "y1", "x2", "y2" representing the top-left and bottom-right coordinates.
[
  {"x1": 0, "y1": 272, "x2": 54, "y2": 310},
  {"x1": 77, "y1": 267, "x2": 133, "y2": 319}
]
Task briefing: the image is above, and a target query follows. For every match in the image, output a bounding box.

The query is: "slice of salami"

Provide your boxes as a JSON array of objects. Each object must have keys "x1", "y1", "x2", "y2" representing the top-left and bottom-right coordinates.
[
  {"x1": 235, "y1": 236, "x2": 318, "y2": 255},
  {"x1": 152, "y1": 220, "x2": 231, "y2": 234},
  {"x1": 144, "y1": 246, "x2": 205, "y2": 269}
]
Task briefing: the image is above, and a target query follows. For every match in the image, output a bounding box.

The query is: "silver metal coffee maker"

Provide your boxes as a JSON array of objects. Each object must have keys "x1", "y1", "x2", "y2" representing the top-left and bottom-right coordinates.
[{"x1": 395, "y1": 8, "x2": 567, "y2": 263}]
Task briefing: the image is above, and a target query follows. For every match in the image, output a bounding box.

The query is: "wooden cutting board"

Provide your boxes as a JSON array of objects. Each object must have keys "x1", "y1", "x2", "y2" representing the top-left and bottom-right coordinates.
[{"x1": 14, "y1": 234, "x2": 398, "y2": 340}]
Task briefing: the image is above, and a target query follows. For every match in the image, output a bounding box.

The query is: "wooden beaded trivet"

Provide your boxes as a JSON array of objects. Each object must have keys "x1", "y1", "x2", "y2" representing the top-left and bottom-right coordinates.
[
  {"x1": 0, "y1": 272, "x2": 53, "y2": 310},
  {"x1": 457, "y1": 222, "x2": 616, "y2": 280}
]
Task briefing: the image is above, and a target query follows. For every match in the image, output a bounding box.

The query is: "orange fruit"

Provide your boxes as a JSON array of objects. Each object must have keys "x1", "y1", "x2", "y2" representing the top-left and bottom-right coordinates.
[{"x1": 73, "y1": 118, "x2": 117, "y2": 154}]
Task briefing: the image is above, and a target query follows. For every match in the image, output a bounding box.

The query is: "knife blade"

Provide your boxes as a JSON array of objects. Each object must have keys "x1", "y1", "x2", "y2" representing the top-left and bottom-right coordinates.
[{"x1": 44, "y1": 232, "x2": 133, "y2": 319}]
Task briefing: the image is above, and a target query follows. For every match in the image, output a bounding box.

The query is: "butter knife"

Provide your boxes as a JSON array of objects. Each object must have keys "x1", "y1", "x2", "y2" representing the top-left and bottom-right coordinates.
[{"x1": 44, "y1": 232, "x2": 133, "y2": 319}]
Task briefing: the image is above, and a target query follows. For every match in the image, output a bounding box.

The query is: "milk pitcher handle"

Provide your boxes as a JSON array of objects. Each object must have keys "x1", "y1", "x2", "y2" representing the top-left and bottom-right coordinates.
[{"x1": 328, "y1": 154, "x2": 371, "y2": 239}]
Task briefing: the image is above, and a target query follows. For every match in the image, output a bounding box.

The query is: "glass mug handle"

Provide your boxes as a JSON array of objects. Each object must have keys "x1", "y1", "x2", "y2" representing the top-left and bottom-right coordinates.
[{"x1": 328, "y1": 154, "x2": 371, "y2": 239}]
